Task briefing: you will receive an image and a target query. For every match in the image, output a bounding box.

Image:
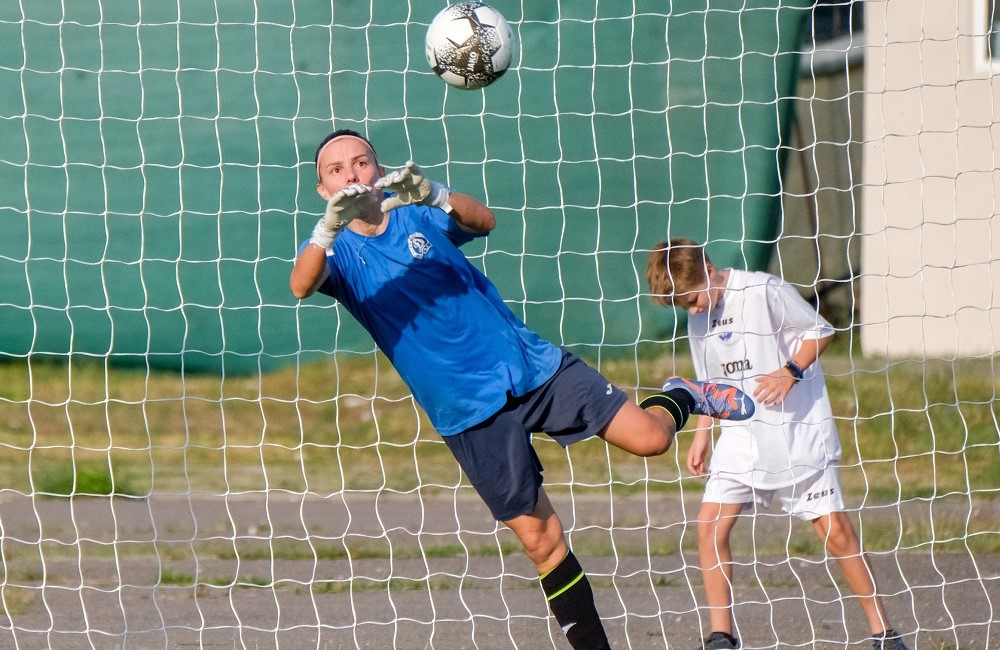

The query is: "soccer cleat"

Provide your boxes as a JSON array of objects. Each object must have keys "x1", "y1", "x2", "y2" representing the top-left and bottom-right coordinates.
[
  {"x1": 701, "y1": 631, "x2": 740, "y2": 649},
  {"x1": 662, "y1": 377, "x2": 755, "y2": 421},
  {"x1": 872, "y1": 630, "x2": 909, "y2": 650}
]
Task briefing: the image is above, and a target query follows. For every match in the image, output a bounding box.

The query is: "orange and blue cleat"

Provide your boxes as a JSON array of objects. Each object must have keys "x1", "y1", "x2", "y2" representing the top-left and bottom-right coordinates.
[{"x1": 661, "y1": 377, "x2": 755, "y2": 421}]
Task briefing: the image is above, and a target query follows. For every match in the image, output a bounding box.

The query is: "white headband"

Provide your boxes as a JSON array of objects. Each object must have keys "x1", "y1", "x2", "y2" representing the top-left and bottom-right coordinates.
[{"x1": 315, "y1": 134, "x2": 378, "y2": 180}]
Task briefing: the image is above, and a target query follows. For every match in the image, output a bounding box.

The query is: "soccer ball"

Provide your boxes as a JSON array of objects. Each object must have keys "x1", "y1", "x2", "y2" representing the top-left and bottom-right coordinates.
[{"x1": 425, "y1": 2, "x2": 514, "y2": 90}]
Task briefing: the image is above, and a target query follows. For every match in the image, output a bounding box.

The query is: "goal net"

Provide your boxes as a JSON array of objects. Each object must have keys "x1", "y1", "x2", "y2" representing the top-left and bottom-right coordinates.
[{"x1": 0, "y1": 0, "x2": 997, "y2": 648}]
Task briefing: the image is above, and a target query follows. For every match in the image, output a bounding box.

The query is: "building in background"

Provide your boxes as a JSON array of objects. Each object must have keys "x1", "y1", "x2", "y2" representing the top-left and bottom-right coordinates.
[{"x1": 860, "y1": 0, "x2": 1000, "y2": 358}]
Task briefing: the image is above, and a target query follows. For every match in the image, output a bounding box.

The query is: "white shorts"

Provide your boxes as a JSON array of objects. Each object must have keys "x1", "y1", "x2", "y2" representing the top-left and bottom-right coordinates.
[{"x1": 702, "y1": 465, "x2": 846, "y2": 521}]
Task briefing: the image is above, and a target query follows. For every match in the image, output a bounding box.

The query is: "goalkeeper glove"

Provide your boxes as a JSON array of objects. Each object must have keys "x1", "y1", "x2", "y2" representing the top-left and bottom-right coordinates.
[
  {"x1": 309, "y1": 183, "x2": 378, "y2": 250},
  {"x1": 374, "y1": 161, "x2": 450, "y2": 213}
]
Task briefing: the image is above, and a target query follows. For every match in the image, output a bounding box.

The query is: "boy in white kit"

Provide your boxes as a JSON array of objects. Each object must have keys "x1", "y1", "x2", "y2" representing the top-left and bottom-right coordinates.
[{"x1": 645, "y1": 238, "x2": 908, "y2": 650}]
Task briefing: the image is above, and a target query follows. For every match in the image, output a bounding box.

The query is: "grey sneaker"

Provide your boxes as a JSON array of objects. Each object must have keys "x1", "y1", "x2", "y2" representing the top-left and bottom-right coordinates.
[
  {"x1": 662, "y1": 377, "x2": 755, "y2": 421},
  {"x1": 872, "y1": 630, "x2": 909, "y2": 650},
  {"x1": 701, "y1": 631, "x2": 740, "y2": 649}
]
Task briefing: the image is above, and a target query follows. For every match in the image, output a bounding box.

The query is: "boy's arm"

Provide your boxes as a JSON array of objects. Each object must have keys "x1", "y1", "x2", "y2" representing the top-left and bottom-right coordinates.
[
  {"x1": 752, "y1": 278, "x2": 836, "y2": 406},
  {"x1": 753, "y1": 333, "x2": 833, "y2": 406},
  {"x1": 686, "y1": 414, "x2": 715, "y2": 476},
  {"x1": 787, "y1": 334, "x2": 832, "y2": 376}
]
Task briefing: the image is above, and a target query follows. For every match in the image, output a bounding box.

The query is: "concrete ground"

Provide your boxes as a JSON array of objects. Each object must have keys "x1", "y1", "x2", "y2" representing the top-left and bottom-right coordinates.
[{"x1": 0, "y1": 491, "x2": 995, "y2": 649}]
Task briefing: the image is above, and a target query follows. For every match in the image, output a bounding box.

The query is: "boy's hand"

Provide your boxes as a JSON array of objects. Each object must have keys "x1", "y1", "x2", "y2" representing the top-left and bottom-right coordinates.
[
  {"x1": 752, "y1": 367, "x2": 796, "y2": 406},
  {"x1": 686, "y1": 416, "x2": 714, "y2": 476},
  {"x1": 375, "y1": 161, "x2": 450, "y2": 212},
  {"x1": 310, "y1": 184, "x2": 378, "y2": 249}
]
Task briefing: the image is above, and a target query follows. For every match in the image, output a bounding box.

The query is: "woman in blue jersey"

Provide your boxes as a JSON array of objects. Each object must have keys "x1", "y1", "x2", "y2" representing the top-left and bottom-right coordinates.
[{"x1": 290, "y1": 130, "x2": 754, "y2": 650}]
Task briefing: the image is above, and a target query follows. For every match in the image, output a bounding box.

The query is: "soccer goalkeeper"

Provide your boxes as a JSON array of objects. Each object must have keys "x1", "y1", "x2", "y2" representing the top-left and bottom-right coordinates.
[{"x1": 290, "y1": 130, "x2": 755, "y2": 650}]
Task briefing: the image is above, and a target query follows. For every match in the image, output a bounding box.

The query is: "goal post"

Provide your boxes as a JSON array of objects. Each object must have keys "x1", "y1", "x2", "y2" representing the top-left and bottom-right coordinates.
[{"x1": 0, "y1": 1, "x2": 997, "y2": 648}]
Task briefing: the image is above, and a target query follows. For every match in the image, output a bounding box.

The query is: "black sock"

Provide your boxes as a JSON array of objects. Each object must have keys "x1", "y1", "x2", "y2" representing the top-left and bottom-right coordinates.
[
  {"x1": 540, "y1": 551, "x2": 610, "y2": 650},
  {"x1": 710, "y1": 631, "x2": 739, "y2": 645},
  {"x1": 639, "y1": 388, "x2": 695, "y2": 430}
]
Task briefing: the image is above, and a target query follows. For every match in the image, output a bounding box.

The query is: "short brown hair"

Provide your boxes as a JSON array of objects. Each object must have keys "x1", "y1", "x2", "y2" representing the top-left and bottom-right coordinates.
[{"x1": 645, "y1": 238, "x2": 712, "y2": 306}]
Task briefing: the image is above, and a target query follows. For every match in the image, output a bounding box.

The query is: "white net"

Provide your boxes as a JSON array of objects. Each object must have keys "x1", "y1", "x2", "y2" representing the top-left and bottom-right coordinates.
[{"x1": 0, "y1": 0, "x2": 997, "y2": 648}]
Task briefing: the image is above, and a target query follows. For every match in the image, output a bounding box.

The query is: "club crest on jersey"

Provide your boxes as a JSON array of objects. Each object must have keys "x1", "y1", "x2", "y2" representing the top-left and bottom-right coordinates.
[{"x1": 408, "y1": 232, "x2": 432, "y2": 259}]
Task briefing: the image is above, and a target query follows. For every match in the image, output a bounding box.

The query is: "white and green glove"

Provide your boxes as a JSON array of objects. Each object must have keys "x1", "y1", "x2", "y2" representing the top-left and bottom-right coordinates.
[
  {"x1": 374, "y1": 161, "x2": 451, "y2": 213},
  {"x1": 309, "y1": 183, "x2": 378, "y2": 249}
]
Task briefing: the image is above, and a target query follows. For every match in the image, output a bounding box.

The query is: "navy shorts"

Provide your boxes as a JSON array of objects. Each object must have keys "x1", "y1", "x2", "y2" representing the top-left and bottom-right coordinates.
[{"x1": 443, "y1": 349, "x2": 628, "y2": 522}]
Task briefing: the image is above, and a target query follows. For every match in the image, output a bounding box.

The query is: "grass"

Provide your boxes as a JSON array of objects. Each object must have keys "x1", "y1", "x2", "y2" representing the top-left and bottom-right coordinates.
[
  {"x1": 0, "y1": 346, "x2": 993, "y2": 570},
  {"x1": 29, "y1": 460, "x2": 143, "y2": 497},
  {"x1": 0, "y1": 347, "x2": 995, "y2": 502}
]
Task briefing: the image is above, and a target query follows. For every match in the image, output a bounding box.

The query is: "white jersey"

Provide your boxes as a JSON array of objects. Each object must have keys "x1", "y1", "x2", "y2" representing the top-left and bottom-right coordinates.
[{"x1": 689, "y1": 269, "x2": 841, "y2": 488}]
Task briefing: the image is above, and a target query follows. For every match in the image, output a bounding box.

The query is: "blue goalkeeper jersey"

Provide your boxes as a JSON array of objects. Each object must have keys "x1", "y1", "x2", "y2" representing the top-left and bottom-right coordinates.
[{"x1": 300, "y1": 203, "x2": 561, "y2": 436}]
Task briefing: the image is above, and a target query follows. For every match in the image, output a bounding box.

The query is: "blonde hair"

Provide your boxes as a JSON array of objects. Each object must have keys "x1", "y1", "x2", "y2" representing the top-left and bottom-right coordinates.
[{"x1": 645, "y1": 238, "x2": 712, "y2": 306}]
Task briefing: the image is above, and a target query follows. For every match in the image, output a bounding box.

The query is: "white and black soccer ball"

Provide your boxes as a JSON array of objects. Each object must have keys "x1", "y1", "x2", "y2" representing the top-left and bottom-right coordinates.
[{"x1": 425, "y1": 2, "x2": 514, "y2": 90}]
